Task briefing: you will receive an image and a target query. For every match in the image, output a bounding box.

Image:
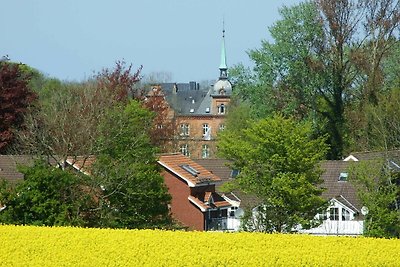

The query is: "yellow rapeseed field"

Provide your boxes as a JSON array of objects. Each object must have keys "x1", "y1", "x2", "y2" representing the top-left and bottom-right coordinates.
[{"x1": 0, "y1": 225, "x2": 399, "y2": 266}]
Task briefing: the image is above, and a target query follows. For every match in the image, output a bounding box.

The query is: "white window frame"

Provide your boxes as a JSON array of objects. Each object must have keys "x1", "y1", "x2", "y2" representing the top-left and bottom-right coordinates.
[
  {"x1": 201, "y1": 144, "x2": 210, "y2": 159},
  {"x1": 329, "y1": 207, "x2": 339, "y2": 221},
  {"x1": 202, "y1": 124, "x2": 210, "y2": 136},
  {"x1": 218, "y1": 104, "x2": 225, "y2": 114},
  {"x1": 341, "y1": 208, "x2": 351, "y2": 221},
  {"x1": 179, "y1": 144, "x2": 189, "y2": 156},
  {"x1": 180, "y1": 123, "x2": 190, "y2": 136}
]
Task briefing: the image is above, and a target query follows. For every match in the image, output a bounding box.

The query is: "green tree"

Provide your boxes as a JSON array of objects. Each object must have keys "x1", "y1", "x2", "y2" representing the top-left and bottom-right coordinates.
[
  {"x1": 90, "y1": 100, "x2": 171, "y2": 229},
  {"x1": 350, "y1": 160, "x2": 400, "y2": 238},
  {"x1": 218, "y1": 114, "x2": 328, "y2": 232},
  {"x1": 0, "y1": 160, "x2": 92, "y2": 226},
  {"x1": 232, "y1": 0, "x2": 400, "y2": 159}
]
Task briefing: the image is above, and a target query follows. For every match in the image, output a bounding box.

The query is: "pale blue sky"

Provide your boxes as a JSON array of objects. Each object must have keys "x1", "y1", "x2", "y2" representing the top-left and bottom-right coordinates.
[{"x1": 1, "y1": 0, "x2": 302, "y2": 82}]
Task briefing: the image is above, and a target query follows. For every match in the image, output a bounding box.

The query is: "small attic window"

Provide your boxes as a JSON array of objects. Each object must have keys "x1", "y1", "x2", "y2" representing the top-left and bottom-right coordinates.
[
  {"x1": 189, "y1": 108, "x2": 195, "y2": 113},
  {"x1": 205, "y1": 107, "x2": 210, "y2": 113},
  {"x1": 230, "y1": 169, "x2": 240, "y2": 178},
  {"x1": 338, "y1": 172, "x2": 348, "y2": 181},
  {"x1": 180, "y1": 164, "x2": 200, "y2": 177}
]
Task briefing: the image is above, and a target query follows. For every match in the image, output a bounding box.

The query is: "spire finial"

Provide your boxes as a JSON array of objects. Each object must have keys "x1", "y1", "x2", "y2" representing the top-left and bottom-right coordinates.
[
  {"x1": 222, "y1": 18, "x2": 225, "y2": 38},
  {"x1": 219, "y1": 19, "x2": 227, "y2": 74}
]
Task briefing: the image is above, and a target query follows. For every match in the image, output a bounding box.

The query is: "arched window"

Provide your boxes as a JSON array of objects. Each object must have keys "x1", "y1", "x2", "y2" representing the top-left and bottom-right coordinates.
[{"x1": 218, "y1": 104, "x2": 225, "y2": 114}]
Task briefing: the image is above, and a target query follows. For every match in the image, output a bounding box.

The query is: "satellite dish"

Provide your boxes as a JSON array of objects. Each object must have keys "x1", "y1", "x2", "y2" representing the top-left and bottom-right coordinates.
[{"x1": 361, "y1": 206, "x2": 369, "y2": 216}]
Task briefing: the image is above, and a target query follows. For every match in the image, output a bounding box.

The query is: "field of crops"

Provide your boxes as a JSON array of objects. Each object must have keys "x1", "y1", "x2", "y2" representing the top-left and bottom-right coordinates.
[{"x1": 0, "y1": 225, "x2": 399, "y2": 266}]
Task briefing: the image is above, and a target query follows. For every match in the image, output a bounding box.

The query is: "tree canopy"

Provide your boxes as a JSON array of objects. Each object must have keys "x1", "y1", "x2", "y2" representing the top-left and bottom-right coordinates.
[
  {"x1": 89, "y1": 101, "x2": 171, "y2": 228},
  {"x1": 0, "y1": 62, "x2": 36, "y2": 153},
  {"x1": 218, "y1": 114, "x2": 328, "y2": 232},
  {"x1": 231, "y1": 0, "x2": 400, "y2": 159},
  {"x1": 0, "y1": 160, "x2": 92, "y2": 226}
]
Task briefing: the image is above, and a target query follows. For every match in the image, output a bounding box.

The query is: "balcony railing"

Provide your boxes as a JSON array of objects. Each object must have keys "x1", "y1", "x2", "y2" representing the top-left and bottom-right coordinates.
[{"x1": 207, "y1": 218, "x2": 228, "y2": 231}]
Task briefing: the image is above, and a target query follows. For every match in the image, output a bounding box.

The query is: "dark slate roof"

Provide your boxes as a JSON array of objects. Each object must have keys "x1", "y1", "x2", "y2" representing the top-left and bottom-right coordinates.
[
  {"x1": 159, "y1": 82, "x2": 213, "y2": 115},
  {"x1": 320, "y1": 161, "x2": 361, "y2": 211},
  {"x1": 194, "y1": 159, "x2": 232, "y2": 182},
  {"x1": 348, "y1": 150, "x2": 400, "y2": 163},
  {"x1": 196, "y1": 159, "x2": 363, "y2": 212},
  {"x1": 0, "y1": 155, "x2": 35, "y2": 184},
  {"x1": 194, "y1": 159, "x2": 262, "y2": 209}
]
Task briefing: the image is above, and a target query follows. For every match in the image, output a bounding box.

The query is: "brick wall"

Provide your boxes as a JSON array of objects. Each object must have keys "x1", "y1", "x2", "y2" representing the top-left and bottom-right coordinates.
[{"x1": 162, "y1": 169, "x2": 205, "y2": 231}]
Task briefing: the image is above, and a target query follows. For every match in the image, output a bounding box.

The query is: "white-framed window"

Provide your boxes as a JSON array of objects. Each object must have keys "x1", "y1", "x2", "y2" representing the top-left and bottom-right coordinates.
[
  {"x1": 179, "y1": 144, "x2": 189, "y2": 156},
  {"x1": 218, "y1": 104, "x2": 226, "y2": 114},
  {"x1": 329, "y1": 207, "x2": 339, "y2": 220},
  {"x1": 180, "y1": 123, "x2": 190, "y2": 136},
  {"x1": 342, "y1": 208, "x2": 351, "y2": 221},
  {"x1": 219, "y1": 124, "x2": 225, "y2": 131},
  {"x1": 202, "y1": 123, "x2": 210, "y2": 135},
  {"x1": 202, "y1": 144, "x2": 210, "y2": 159}
]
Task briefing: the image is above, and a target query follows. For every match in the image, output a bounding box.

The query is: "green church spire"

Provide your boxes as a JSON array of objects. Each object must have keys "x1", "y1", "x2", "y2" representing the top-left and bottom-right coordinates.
[{"x1": 219, "y1": 21, "x2": 228, "y2": 78}]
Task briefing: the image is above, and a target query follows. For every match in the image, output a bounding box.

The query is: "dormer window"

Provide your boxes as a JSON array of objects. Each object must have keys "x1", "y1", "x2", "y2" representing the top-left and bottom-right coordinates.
[
  {"x1": 218, "y1": 104, "x2": 225, "y2": 114},
  {"x1": 219, "y1": 89, "x2": 225, "y2": 95},
  {"x1": 230, "y1": 169, "x2": 240, "y2": 178},
  {"x1": 338, "y1": 172, "x2": 348, "y2": 181},
  {"x1": 205, "y1": 107, "x2": 210, "y2": 113}
]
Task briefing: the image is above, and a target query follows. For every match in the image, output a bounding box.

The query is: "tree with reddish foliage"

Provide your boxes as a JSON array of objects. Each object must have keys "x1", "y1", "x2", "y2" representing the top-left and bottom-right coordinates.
[
  {"x1": 96, "y1": 60, "x2": 143, "y2": 102},
  {"x1": 142, "y1": 85, "x2": 175, "y2": 152},
  {"x1": 95, "y1": 61, "x2": 175, "y2": 151},
  {"x1": 0, "y1": 62, "x2": 36, "y2": 153}
]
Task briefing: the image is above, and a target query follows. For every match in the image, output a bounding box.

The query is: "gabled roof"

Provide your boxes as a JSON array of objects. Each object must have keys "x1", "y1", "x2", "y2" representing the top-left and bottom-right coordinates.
[
  {"x1": 320, "y1": 161, "x2": 361, "y2": 210},
  {"x1": 345, "y1": 150, "x2": 400, "y2": 163},
  {"x1": 158, "y1": 153, "x2": 221, "y2": 187}
]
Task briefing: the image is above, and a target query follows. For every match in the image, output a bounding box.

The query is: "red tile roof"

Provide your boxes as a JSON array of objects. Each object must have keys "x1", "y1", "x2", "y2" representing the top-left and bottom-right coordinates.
[
  {"x1": 158, "y1": 153, "x2": 221, "y2": 187},
  {"x1": 66, "y1": 156, "x2": 96, "y2": 175}
]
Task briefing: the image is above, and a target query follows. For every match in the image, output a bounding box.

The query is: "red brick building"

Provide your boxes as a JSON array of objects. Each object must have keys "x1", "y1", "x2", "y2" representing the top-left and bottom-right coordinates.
[
  {"x1": 152, "y1": 29, "x2": 232, "y2": 159},
  {"x1": 158, "y1": 153, "x2": 231, "y2": 231}
]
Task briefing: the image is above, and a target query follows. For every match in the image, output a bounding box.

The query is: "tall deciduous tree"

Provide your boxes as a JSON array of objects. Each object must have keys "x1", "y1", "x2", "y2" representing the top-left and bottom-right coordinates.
[
  {"x1": 232, "y1": 0, "x2": 400, "y2": 159},
  {"x1": 19, "y1": 61, "x2": 144, "y2": 165},
  {"x1": 90, "y1": 101, "x2": 171, "y2": 228},
  {"x1": 218, "y1": 114, "x2": 328, "y2": 233},
  {"x1": 0, "y1": 62, "x2": 36, "y2": 153}
]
